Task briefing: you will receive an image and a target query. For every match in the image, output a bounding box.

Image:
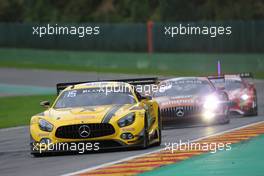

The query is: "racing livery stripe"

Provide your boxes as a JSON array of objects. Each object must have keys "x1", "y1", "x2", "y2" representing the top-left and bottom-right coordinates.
[
  {"x1": 77, "y1": 121, "x2": 264, "y2": 176},
  {"x1": 101, "y1": 104, "x2": 124, "y2": 123}
]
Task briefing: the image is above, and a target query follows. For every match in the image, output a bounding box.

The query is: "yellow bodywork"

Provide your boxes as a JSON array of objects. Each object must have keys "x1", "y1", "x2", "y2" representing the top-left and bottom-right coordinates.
[{"x1": 30, "y1": 82, "x2": 160, "y2": 153}]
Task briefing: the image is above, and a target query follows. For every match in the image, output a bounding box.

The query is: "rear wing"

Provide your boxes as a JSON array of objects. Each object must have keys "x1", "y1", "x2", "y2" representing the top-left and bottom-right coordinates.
[
  {"x1": 238, "y1": 72, "x2": 255, "y2": 85},
  {"x1": 209, "y1": 72, "x2": 253, "y2": 80},
  {"x1": 56, "y1": 77, "x2": 158, "y2": 95},
  {"x1": 209, "y1": 72, "x2": 255, "y2": 88},
  {"x1": 239, "y1": 72, "x2": 253, "y2": 78},
  {"x1": 225, "y1": 72, "x2": 254, "y2": 83},
  {"x1": 217, "y1": 72, "x2": 254, "y2": 79}
]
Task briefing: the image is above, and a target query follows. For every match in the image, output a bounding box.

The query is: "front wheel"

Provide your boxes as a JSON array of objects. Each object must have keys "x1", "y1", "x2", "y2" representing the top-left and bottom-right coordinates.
[
  {"x1": 152, "y1": 111, "x2": 162, "y2": 147},
  {"x1": 142, "y1": 116, "x2": 149, "y2": 149},
  {"x1": 249, "y1": 94, "x2": 258, "y2": 116},
  {"x1": 156, "y1": 110, "x2": 162, "y2": 146},
  {"x1": 218, "y1": 107, "x2": 230, "y2": 124},
  {"x1": 31, "y1": 152, "x2": 45, "y2": 157},
  {"x1": 218, "y1": 115, "x2": 230, "y2": 124}
]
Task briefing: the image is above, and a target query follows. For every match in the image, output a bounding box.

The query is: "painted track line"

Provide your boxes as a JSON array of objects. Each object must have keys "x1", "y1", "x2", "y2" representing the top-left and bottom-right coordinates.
[{"x1": 61, "y1": 120, "x2": 264, "y2": 176}]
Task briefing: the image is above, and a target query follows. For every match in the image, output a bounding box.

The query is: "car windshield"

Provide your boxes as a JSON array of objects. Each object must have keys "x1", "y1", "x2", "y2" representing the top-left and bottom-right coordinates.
[
  {"x1": 224, "y1": 80, "x2": 243, "y2": 91},
  {"x1": 54, "y1": 88, "x2": 136, "y2": 108},
  {"x1": 209, "y1": 78, "x2": 225, "y2": 88},
  {"x1": 154, "y1": 79, "x2": 214, "y2": 97}
]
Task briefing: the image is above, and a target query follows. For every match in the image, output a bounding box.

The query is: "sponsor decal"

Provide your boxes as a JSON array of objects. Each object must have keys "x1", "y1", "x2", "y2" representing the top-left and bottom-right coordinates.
[{"x1": 101, "y1": 104, "x2": 123, "y2": 123}]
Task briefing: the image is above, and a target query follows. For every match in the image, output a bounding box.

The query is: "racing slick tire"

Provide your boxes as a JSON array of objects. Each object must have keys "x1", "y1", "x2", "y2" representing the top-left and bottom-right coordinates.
[
  {"x1": 153, "y1": 110, "x2": 162, "y2": 147},
  {"x1": 218, "y1": 93, "x2": 230, "y2": 124},
  {"x1": 31, "y1": 152, "x2": 48, "y2": 157},
  {"x1": 218, "y1": 115, "x2": 230, "y2": 124},
  {"x1": 142, "y1": 114, "x2": 149, "y2": 149},
  {"x1": 244, "y1": 92, "x2": 258, "y2": 116},
  {"x1": 249, "y1": 92, "x2": 258, "y2": 116}
]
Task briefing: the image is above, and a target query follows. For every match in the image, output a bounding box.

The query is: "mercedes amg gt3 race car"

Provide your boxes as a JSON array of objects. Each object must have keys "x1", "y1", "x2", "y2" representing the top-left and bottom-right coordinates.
[
  {"x1": 30, "y1": 78, "x2": 161, "y2": 156},
  {"x1": 153, "y1": 77, "x2": 231, "y2": 125},
  {"x1": 210, "y1": 73, "x2": 258, "y2": 116}
]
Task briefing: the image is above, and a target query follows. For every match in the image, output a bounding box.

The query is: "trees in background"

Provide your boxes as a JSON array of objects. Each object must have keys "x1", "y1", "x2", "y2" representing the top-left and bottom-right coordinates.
[{"x1": 0, "y1": 0, "x2": 263, "y2": 22}]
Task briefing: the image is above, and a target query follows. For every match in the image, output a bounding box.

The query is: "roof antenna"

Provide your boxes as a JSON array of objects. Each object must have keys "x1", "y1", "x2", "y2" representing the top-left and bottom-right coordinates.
[{"x1": 217, "y1": 60, "x2": 221, "y2": 77}]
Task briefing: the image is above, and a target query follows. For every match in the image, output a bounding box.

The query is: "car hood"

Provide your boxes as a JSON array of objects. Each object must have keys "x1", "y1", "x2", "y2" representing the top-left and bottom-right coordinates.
[{"x1": 36, "y1": 104, "x2": 134, "y2": 124}]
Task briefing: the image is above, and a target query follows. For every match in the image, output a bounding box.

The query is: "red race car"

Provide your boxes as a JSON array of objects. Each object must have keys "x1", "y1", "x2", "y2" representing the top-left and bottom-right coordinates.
[
  {"x1": 209, "y1": 73, "x2": 258, "y2": 116},
  {"x1": 153, "y1": 77, "x2": 231, "y2": 125}
]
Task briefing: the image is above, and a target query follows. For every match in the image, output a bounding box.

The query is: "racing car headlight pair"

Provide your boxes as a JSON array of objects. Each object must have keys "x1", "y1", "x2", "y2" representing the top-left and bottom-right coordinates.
[
  {"x1": 203, "y1": 95, "x2": 220, "y2": 111},
  {"x1": 118, "y1": 113, "x2": 135, "y2": 127},
  {"x1": 39, "y1": 119, "x2": 53, "y2": 132}
]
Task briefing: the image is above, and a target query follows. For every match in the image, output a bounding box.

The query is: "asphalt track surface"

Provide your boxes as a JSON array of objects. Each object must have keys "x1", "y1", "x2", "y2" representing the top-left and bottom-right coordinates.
[
  {"x1": 0, "y1": 68, "x2": 153, "y2": 97},
  {"x1": 0, "y1": 68, "x2": 151, "y2": 87},
  {"x1": 0, "y1": 68, "x2": 264, "y2": 176}
]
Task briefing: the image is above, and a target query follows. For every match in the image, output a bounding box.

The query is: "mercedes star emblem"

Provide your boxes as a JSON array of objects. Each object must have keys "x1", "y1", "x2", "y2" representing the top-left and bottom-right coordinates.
[
  {"x1": 79, "y1": 125, "x2": 91, "y2": 138},
  {"x1": 176, "y1": 108, "x2": 184, "y2": 117}
]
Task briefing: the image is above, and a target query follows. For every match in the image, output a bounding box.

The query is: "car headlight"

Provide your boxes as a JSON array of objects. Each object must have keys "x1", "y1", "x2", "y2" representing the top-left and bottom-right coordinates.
[
  {"x1": 39, "y1": 119, "x2": 53, "y2": 132},
  {"x1": 203, "y1": 95, "x2": 219, "y2": 111},
  {"x1": 118, "y1": 113, "x2": 135, "y2": 127},
  {"x1": 241, "y1": 94, "x2": 249, "y2": 101}
]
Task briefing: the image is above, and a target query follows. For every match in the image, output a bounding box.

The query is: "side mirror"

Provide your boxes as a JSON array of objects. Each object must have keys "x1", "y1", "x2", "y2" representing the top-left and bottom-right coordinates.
[{"x1": 40, "y1": 101, "x2": 50, "y2": 108}]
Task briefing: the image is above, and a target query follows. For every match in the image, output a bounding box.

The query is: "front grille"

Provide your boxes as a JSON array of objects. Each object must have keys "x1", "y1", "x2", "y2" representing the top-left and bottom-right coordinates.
[
  {"x1": 55, "y1": 123, "x2": 115, "y2": 139},
  {"x1": 161, "y1": 105, "x2": 201, "y2": 120}
]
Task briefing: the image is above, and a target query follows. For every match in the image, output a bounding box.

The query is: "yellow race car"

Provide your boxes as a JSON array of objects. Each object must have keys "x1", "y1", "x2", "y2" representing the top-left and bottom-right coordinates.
[{"x1": 30, "y1": 78, "x2": 161, "y2": 156}]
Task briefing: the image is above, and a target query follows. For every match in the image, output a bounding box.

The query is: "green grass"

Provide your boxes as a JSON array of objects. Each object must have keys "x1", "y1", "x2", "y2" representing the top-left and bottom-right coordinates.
[
  {"x1": 0, "y1": 95, "x2": 55, "y2": 128},
  {"x1": 0, "y1": 48, "x2": 264, "y2": 78}
]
